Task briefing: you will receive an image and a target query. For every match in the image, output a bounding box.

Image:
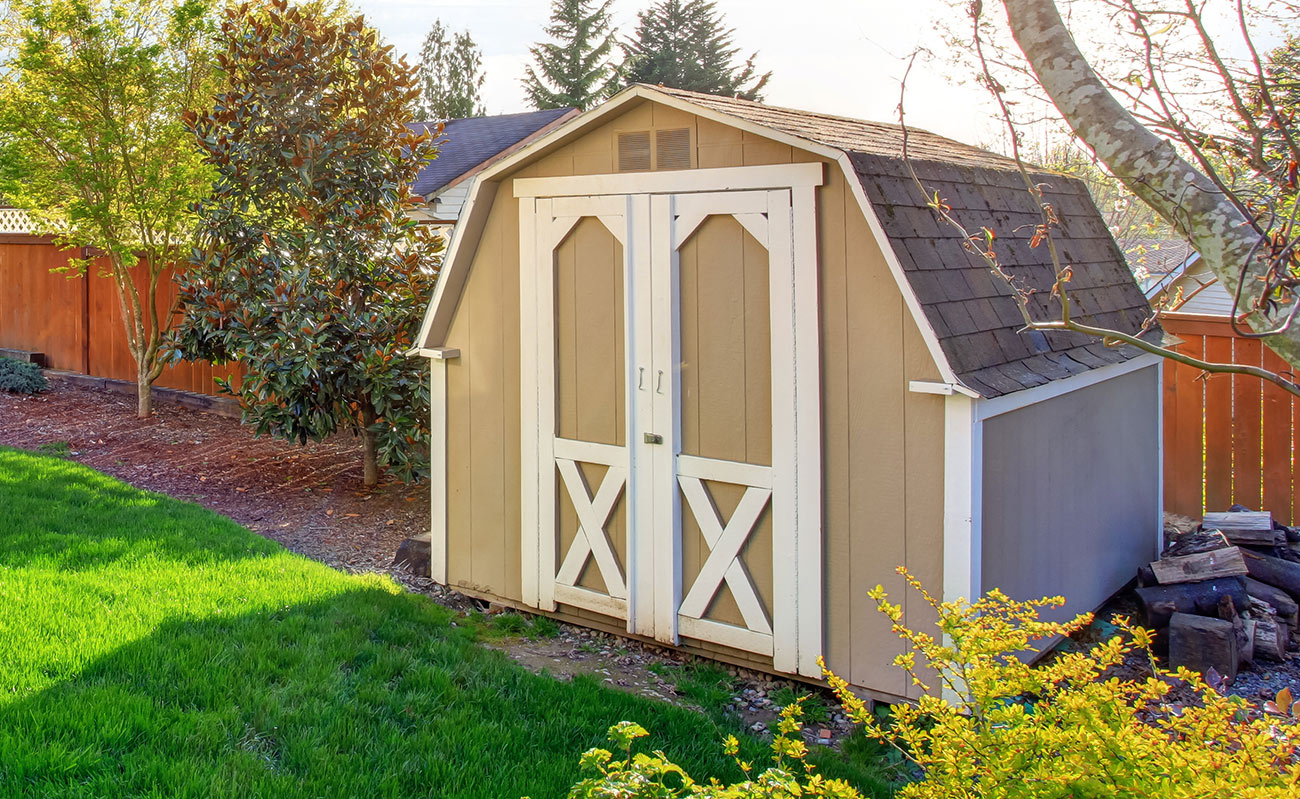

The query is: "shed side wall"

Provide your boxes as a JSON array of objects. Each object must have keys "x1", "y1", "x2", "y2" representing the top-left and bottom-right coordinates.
[
  {"x1": 439, "y1": 99, "x2": 946, "y2": 699},
  {"x1": 980, "y1": 366, "x2": 1160, "y2": 619}
]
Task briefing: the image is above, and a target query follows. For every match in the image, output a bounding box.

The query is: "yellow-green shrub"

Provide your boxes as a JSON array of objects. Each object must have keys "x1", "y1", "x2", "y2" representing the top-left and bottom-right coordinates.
[
  {"x1": 563, "y1": 706, "x2": 863, "y2": 799},
  {"x1": 825, "y1": 567, "x2": 1300, "y2": 798}
]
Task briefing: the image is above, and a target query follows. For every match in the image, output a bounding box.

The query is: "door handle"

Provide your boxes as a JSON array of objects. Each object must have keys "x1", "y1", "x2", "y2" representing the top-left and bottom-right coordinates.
[
  {"x1": 638, "y1": 367, "x2": 645, "y2": 390},
  {"x1": 643, "y1": 432, "x2": 664, "y2": 445},
  {"x1": 656, "y1": 370, "x2": 664, "y2": 394}
]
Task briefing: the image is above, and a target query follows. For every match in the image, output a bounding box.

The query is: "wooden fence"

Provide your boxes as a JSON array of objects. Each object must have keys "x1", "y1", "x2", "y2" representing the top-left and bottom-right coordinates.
[
  {"x1": 1163, "y1": 313, "x2": 1298, "y2": 525},
  {"x1": 0, "y1": 234, "x2": 240, "y2": 397}
]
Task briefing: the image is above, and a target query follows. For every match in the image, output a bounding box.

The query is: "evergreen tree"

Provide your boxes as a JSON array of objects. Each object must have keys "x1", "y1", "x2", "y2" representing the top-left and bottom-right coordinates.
[
  {"x1": 417, "y1": 19, "x2": 486, "y2": 120},
  {"x1": 621, "y1": 0, "x2": 769, "y2": 101},
  {"x1": 522, "y1": 0, "x2": 620, "y2": 110}
]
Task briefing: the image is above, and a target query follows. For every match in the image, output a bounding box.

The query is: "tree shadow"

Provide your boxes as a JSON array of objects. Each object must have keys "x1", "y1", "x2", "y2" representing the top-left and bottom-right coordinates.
[
  {"x1": 0, "y1": 585, "x2": 761, "y2": 799},
  {"x1": 0, "y1": 449, "x2": 275, "y2": 571}
]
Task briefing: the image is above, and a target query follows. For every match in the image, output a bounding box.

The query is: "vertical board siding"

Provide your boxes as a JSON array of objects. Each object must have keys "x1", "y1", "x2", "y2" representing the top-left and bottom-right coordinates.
[
  {"x1": 1163, "y1": 314, "x2": 1298, "y2": 524},
  {"x1": 0, "y1": 238, "x2": 240, "y2": 396},
  {"x1": 982, "y1": 367, "x2": 1161, "y2": 620},
  {"x1": 439, "y1": 105, "x2": 948, "y2": 699}
]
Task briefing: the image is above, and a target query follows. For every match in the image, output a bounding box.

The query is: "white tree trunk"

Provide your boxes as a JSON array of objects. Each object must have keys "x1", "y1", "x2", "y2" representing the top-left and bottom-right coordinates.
[{"x1": 1000, "y1": 0, "x2": 1300, "y2": 368}]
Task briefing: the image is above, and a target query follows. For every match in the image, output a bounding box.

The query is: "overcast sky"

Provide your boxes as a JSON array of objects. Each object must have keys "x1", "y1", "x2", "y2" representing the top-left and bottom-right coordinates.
[{"x1": 352, "y1": 0, "x2": 1005, "y2": 146}]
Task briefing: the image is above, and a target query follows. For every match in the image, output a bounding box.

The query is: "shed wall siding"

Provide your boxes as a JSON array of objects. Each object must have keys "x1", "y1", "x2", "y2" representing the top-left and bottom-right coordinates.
[
  {"x1": 980, "y1": 366, "x2": 1160, "y2": 620},
  {"x1": 439, "y1": 100, "x2": 946, "y2": 699}
]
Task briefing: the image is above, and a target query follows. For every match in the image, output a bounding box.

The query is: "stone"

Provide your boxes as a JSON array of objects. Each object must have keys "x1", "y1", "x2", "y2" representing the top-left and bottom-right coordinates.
[
  {"x1": 391, "y1": 533, "x2": 431, "y2": 577},
  {"x1": 1169, "y1": 612, "x2": 1239, "y2": 681}
]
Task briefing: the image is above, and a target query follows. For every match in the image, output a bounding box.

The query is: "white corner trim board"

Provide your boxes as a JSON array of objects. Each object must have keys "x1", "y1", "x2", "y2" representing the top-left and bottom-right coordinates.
[
  {"x1": 427, "y1": 349, "x2": 459, "y2": 584},
  {"x1": 942, "y1": 393, "x2": 983, "y2": 607}
]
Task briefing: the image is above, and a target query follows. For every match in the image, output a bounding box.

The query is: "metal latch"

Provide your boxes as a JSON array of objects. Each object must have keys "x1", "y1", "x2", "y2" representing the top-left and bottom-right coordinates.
[{"x1": 643, "y1": 433, "x2": 664, "y2": 445}]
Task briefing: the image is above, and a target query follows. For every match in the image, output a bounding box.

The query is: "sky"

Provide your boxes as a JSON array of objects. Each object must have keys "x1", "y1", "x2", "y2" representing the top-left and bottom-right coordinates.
[{"x1": 351, "y1": 0, "x2": 1006, "y2": 146}]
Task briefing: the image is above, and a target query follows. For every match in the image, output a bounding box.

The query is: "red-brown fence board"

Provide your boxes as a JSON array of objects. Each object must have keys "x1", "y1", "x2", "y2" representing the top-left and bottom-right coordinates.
[
  {"x1": 1164, "y1": 313, "x2": 1298, "y2": 525},
  {"x1": 0, "y1": 237, "x2": 239, "y2": 398},
  {"x1": 0, "y1": 237, "x2": 87, "y2": 371}
]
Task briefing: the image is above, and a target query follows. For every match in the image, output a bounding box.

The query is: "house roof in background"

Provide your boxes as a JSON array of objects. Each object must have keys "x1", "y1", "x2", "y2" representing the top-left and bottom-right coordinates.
[
  {"x1": 410, "y1": 107, "x2": 577, "y2": 198},
  {"x1": 648, "y1": 86, "x2": 1155, "y2": 398}
]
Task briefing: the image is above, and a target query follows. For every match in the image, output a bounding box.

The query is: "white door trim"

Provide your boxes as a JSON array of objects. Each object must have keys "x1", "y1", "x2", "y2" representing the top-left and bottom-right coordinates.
[{"x1": 513, "y1": 162, "x2": 825, "y2": 199}]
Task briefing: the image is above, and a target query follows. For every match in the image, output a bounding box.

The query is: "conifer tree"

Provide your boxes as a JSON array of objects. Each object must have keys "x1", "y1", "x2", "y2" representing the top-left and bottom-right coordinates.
[
  {"x1": 621, "y1": 0, "x2": 769, "y2": 101},
  {"x1": 417, "y1": 19, "x2": 486, "y2": 120},
  {"x1": 522, "y1": 0, "x2": 620, "y2": 110}
]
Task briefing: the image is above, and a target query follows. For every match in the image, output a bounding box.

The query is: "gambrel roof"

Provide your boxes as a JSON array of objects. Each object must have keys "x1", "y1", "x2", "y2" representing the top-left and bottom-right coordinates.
[
  {"x1": 649, "y1": 87, "x2": 1154, "y2": 397},
  {"x1": 416, "y1": 84, "x2": 1154, "y2": 398}
]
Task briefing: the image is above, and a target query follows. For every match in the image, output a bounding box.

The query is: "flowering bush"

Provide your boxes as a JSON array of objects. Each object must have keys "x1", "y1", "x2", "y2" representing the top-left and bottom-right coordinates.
[{"x1": 824, "y1": 567, "x2": 1300, "y2": 798}]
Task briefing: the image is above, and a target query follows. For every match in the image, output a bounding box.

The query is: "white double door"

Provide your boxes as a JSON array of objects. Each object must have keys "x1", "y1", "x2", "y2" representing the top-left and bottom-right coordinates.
[{"x1": 519, "y1": 178, "x2": 821, "y2": 677}]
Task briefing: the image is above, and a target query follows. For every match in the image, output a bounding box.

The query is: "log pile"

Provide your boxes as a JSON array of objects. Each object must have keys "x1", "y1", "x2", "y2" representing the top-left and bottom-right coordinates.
[{"x1": 1139, "y1": 508, "x2": 1300, "y2": 681}]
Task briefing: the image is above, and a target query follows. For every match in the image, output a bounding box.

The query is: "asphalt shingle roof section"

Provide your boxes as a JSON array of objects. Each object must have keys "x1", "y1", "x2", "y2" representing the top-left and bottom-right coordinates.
[
  {"x1": 646, "y1": 85, "x2": 1156, "y2": 398},
  {"x1": 411, "y1": 107, "x2": 575, "y2": 197}
]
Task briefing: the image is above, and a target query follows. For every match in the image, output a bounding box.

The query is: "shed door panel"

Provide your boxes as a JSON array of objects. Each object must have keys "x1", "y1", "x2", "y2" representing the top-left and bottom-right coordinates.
[
  {"x1": 676, "y1": 213, "x2": 774, "y2": 646},
  {"x1": 520, "y1": 176, "x2": 822, "y2": 678}
]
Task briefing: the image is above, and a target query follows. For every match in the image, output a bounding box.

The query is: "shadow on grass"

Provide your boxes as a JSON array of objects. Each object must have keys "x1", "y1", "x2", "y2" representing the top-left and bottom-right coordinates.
[
  {"x1": 0, "y1": 583, "x2": 784, "y2": 799},
  {"x1": 0, "y1": 447, "x2": 276, "y2": 571}
]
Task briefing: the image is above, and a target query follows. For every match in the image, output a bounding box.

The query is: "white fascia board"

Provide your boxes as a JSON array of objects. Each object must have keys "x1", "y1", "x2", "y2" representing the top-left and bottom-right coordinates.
[
  {"x1": 974, "y1": 352, "x2": 1162, "y2": 422},
  {"x1": 413, "y1": 180, "x2": 498, "y2": 349}
]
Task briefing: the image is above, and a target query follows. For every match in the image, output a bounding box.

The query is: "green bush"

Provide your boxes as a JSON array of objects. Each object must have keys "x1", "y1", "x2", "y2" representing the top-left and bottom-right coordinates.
[{"x1": 0, "y1": 357, "x2": 47, "y2": 394}]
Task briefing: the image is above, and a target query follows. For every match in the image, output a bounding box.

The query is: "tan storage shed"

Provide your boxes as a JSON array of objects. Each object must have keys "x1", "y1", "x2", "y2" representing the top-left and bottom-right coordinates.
[{"x1": 412, "y1": 85, "x2": 1162, "y2": 702}]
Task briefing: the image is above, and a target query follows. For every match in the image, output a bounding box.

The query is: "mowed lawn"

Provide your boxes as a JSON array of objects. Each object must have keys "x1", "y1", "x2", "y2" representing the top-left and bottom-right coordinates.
[{"x1": 0, "y1": 447, "x2": 869, "y2": 798}]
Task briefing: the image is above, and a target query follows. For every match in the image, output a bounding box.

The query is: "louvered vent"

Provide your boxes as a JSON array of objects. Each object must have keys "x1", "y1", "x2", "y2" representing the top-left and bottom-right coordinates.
[
  {"x1": 655, "y1": 128, "x2": 692, "y2": 170},
  {"x1": 617, "y1": 131, "x2": 652, "y2": 172}
]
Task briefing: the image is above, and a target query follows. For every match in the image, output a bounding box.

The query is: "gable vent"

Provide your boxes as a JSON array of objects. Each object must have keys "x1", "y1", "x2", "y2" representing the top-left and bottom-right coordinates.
[
  {"x1": 617, "y1": 131, "x2": 652, "y2": 172},
  {"x1": 655, "y1": 128, "x2": 692, "y2": 170}
]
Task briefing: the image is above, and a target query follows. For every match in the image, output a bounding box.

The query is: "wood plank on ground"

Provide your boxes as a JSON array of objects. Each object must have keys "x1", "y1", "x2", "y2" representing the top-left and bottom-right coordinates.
[{"x1": 1151, "y1": 546, "x2": 1248, "y2": 585}]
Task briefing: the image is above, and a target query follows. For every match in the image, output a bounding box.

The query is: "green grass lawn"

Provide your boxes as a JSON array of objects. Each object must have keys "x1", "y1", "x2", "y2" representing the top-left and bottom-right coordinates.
[{"x1": 0, "y1": 448, "x2": 891, "y2": 798}]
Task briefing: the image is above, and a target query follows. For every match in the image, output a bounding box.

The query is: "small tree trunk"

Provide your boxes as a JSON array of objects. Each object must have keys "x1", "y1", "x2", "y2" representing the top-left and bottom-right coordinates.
[
  {"x1": 360, "y1": 403, "x2": 380, "y2": 487},
  {"x1": 137, "y1": 370, "x2": 152, "y2": 418}
]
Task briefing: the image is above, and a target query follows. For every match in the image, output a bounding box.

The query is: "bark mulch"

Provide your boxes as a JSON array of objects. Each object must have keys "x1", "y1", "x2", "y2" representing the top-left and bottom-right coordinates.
[{"x1": 0, "y1": 378, "x2": 425, "y2": 574}]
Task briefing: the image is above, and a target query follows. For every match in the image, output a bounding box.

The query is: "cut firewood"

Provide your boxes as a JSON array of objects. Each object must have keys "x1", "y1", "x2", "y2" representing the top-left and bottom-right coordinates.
[
  {"x1": 1163, "y1": 529, "x2": 1230, "y2": 558},
  {"x1": 1240, "y1": 549, "x2": 1300, "y2": 599},
  {"x1": 1203, "y1": 511, "x2": 1281, "y2": 546},
  {"x1": 1241, "y1": 619, "x2": 1257, "y2": 664},
  {"x1": 1245, "y1": 577, "x2": 1300, "y2": 630},
  {"x1": 1135, "y1": 578, "x2": 1249, "y2": 630},
  {"x1": 1254, "y1": 614, "x2": 1290, "y2": 661},
  {"x1": 1169, "y1": 612, "x2": 1239, "y2": 680},
  {"x1": 1150, "y1": 546, "x2": 1248, "y2": 585}
]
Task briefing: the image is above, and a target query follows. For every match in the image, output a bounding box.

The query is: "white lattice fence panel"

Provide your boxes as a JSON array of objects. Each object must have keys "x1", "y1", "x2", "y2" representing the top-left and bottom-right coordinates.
[{"x1": 0, "y1": 207, "x2": 34, "y2": 234}]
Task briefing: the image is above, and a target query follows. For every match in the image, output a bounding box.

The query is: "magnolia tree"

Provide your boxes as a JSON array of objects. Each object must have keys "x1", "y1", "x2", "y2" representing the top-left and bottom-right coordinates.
[
  {"x1": 0, "y1": 0, "x2": 216, "y2": 417},
  {"x1": 169, "y1": 0, "x2": 441, "y2": 486}
]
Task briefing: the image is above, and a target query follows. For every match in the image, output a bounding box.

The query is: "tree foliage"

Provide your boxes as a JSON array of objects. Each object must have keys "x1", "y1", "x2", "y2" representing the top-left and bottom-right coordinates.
[
  {"x1": 0, "y1": 0, "x2": 217, "y2": 417},
  {"x1": 973, "y1": 0, "x2": 1300, "y2": 371},
  {"x1": 621, "y1": 0, "x2": 769, "y2": 101},
  {"x1": 417, "y1": 18, "x2": 486, "y2": 121},
  {"x1": 522, "y1": 0, "x2": 620, "y2": 111},
  {"x1": 169, "y1": 0, "x2": 441, "y2": 486}
]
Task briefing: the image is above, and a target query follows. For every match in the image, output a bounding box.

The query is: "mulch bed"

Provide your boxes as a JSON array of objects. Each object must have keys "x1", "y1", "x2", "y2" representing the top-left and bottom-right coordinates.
[{"x1": 0, "y1": 377, "x2": 425, "y2": 573}]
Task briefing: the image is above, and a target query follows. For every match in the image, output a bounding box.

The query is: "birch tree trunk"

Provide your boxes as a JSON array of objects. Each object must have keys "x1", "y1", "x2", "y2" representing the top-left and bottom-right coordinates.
[{"x1": 1000, "y1": 0, "x2": 1300, "y2": 369}]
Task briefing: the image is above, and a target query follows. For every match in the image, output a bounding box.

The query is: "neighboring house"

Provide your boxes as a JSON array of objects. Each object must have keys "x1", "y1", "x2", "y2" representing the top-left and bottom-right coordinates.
[
  {"x1": 411, "y1": 84, "x2": 1162, "y2": 703},
  {"x1": 410, "y1": 108, "x2": 579, "y2": 233},
  {"x1": 1133, "y1": 240, "x2": 1236, "y2": 318}
]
